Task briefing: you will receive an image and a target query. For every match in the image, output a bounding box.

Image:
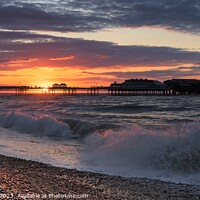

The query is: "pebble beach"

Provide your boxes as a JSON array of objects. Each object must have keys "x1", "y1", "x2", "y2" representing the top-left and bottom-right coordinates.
[{"x1": 0, "y1": 154, "x2": 200, "y2": 200}]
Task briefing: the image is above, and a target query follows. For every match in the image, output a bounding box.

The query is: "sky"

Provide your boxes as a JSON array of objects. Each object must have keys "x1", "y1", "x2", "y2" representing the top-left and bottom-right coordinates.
[{"x1": 0, "y1": 0, "x2": 200, "y2": 87}]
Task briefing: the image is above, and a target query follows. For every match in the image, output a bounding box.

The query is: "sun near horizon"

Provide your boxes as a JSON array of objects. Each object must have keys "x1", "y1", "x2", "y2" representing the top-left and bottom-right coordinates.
[{"x1": 1, "y1": 1, "x2": 200, "y2": 87}]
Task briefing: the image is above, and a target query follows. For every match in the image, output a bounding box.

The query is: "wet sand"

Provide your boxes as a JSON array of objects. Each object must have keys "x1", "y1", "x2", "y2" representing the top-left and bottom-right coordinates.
[{"x1": 0, "y1": 154, "x2": 200, "y2": 199}]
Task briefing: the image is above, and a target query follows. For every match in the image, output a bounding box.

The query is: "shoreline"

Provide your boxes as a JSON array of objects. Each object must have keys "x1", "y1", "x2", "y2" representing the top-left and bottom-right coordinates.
[{"x1": 0, "y1": 154, "x2": 200, "y2": 199}]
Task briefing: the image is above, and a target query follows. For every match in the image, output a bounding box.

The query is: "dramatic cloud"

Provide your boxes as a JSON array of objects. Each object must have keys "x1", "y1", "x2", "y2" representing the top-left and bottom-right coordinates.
[
  {"x1": 0, "y1": 2, "x2": 110, "y2": 32},
  {"x1": 1, "y1": 31, "x2": 200, "y2": 71},
  {"x1": 0, "y1": 0, "x2": 200, "y2": 33},
  {"x1": 84, "y1": 66, "x2": 200, "y2": 80}
]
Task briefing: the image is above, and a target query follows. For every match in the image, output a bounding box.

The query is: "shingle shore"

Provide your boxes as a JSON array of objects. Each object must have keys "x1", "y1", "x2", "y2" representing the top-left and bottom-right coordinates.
[{"x1": 0, "y1": 154, "x2": 200, "y2": 200}]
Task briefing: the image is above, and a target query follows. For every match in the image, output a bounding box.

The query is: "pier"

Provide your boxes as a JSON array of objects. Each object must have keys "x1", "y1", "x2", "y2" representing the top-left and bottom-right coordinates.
[
  {"x1": 0, "y1": 79, "x2": 200, "y2": 96},
  {"x1": 0, "y1": 86, "x2": 30, "y2": 94},
  {"x1": 0, "y1": 86, "x2": 197, "y2": 96}
]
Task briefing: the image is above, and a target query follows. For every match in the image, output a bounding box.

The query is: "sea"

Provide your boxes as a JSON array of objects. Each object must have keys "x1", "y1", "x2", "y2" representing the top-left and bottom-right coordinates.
[{"x1": 0, "y1": 93, "x2": 200, "y2": 185}]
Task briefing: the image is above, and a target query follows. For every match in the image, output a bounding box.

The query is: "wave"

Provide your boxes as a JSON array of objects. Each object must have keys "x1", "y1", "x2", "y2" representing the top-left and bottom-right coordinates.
[
  {"x1": 0, "y1": 111, "x2": 73, "y2": 138},
  {"x1": 83, "y1": 124, "x2": 200, "y2": 174},
  {"x1": 0, "y1": 111, "x2": 118, "y2": 139},
  {"x1": 65, "y1": 119, "x2": 118, "y2": 136}
]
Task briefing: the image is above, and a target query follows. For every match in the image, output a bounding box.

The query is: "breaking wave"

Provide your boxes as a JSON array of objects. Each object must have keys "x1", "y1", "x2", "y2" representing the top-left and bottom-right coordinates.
[
  {"x1": 0, "y1": 111, "x2": 73, "y2": 138},
  {"x1": 0, "y1": 111, "x2": 118, "y2": 139},
  {"x1": 83, "y1": 125, "x2": 200, "y2": 175}
]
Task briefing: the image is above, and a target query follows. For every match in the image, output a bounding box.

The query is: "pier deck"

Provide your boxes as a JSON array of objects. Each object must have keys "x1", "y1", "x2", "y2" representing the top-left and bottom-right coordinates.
[{"x1": 0, "y1": 86, "x2": 199, "y2": 95}]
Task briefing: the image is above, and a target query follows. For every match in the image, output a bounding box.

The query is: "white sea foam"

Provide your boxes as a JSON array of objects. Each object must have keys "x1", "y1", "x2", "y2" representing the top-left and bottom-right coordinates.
[
  {"x1": 0, "y1": 111, "x2": 72, "y2": 138},
  {"x1": 82, "y1": 125, "x2": 200, "y2": 185}
]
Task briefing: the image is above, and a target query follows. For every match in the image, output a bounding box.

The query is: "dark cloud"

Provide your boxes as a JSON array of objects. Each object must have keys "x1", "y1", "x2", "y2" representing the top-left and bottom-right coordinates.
[
  {"x1": 0, "y1": 0, "x2": 200, "y2": 33},
  {"x1": 84, "y1": 66, "x2": 200, "y2": 80},
  {"x1": 0, "y1": 3, "x2": 110, "y2": 32},
  {"x1": 1, "y1": 31, "x2": 200, "y2": 71}
]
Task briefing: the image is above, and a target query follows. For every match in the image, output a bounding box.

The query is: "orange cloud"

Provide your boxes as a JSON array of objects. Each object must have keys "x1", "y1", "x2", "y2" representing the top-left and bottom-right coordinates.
[
  {"x1": 49, "y1": 56, "x2": 75, "y2": 61},
  {"x1": 8, "y1": 58, "x2": 39, "y2": 64},
  {"x1": 98, "y1": 55, "x2": 111, "y2": 59}
]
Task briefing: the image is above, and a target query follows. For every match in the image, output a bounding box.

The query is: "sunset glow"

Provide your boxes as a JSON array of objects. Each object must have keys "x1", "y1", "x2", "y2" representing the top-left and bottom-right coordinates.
[{"x1": 1, "y1": 1, "x2": 200, "y2": 86}]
